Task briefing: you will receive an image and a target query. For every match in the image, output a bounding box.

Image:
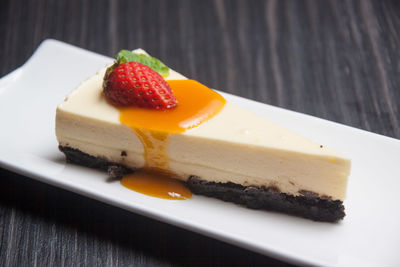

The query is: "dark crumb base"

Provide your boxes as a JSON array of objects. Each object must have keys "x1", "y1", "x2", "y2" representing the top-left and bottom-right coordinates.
[
  {"x1": 186, "y1": 177, "x2": 345, "y2": 222},
  {"x1": 59, "y1": 146, "x2": 345, "y2": 222},
  {"x1": 59, "y1": 146, "x2": 133, "y2": 179}
]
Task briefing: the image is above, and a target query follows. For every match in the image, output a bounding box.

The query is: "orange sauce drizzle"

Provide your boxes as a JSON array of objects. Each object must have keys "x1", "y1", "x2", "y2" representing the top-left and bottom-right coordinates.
[
  {"x1": 119, "y1": 79, "x2": 226, "y2": 133},
  {"x1": 119, "y1": 79, "x2": 226, "y2": 200}
]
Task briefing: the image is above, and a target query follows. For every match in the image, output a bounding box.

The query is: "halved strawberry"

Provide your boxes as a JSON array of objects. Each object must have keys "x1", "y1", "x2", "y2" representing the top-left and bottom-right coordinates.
[{"x1": 103, "y1": 62, "x2": 177, "y2": 110}]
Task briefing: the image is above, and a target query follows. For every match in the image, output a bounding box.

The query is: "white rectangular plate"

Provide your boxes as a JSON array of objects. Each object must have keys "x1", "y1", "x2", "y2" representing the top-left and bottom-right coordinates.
[{"x1": 1, "y1": 39, "x2": 399, "y2": 266}]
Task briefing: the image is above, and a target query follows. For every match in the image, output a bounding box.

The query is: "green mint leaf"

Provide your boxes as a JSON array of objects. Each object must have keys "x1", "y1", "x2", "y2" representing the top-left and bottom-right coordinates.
[{"x1": 116, "y1": 50, "x2": 169, "y2": 77}]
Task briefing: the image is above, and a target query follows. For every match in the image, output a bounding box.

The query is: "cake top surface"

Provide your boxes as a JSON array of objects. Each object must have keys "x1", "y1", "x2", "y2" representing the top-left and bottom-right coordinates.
[{"x1": 58, "y1": 49, "x2": 348, "y2": 159}]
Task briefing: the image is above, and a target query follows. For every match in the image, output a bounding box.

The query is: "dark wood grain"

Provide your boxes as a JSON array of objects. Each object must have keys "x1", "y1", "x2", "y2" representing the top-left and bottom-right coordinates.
[{"x1": 1, "y1": 0, "x2": 399, "y2": 266}]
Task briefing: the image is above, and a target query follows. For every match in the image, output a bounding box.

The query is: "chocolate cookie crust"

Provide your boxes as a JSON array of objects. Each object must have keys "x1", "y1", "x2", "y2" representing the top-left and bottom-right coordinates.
[
  {"x1": 59, "y1": 146, "x2": 133, "y2": 179},
  {"x1": 186, "y1": 177, "x2": 345, "y2": 222},
  {"x1": 59, "y1": 146, "x2": 345, "y2": 222}
]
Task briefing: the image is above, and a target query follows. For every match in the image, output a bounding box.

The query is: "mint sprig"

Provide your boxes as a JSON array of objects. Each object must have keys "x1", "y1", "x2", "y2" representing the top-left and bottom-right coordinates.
[{"x1": 116, "y1": 50, "x2": 169, "y2": 77}]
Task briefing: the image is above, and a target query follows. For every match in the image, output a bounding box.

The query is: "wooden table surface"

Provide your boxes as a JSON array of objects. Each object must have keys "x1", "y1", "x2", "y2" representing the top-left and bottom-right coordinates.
[{"x1": 1, "y1": 0, "x2": 399, "y2": 266}]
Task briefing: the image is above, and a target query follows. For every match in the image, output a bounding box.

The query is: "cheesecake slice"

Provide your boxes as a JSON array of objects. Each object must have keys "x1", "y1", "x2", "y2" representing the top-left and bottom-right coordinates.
[{"x1": 56, "y1": 49, "x2": 351, "y2": 222}]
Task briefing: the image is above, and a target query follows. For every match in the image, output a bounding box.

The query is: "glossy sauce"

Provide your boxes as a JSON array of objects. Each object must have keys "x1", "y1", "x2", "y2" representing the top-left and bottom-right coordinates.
[
  {"x1": 119, "y1": 79, "x2": 226, "y2": 133},
  {"x1": 119, "y1": 79, "x2": 226, "y2": 199},
  {"x1": 121, "y1": 170, "x2": 192, "y2": 200}
]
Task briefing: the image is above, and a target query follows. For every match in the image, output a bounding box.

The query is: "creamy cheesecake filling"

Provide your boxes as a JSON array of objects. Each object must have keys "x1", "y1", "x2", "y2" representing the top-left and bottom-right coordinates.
[
  {"x1": 56, "y1": 51, "x2": 351, "y2": 201},
  {"x1": 58, "y1": 136, "x2": 349, "y2": 199}
]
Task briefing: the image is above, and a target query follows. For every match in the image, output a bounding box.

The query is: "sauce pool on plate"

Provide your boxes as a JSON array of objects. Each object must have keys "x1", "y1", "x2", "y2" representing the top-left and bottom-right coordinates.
[{"x1": 121, "y1": 170, "x2": 192, "y2": 200}]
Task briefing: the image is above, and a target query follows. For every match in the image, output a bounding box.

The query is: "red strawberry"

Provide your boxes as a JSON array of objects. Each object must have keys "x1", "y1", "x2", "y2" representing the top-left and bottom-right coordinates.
[{"x1": 103, "y1": 62, "x2": 177, "y2": 109}]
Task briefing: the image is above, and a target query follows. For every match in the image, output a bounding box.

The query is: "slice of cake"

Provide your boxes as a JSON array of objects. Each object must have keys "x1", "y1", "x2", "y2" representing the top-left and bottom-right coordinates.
[{"x1": 56, "y1": 49, "x2": 351, "y2": 222}]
